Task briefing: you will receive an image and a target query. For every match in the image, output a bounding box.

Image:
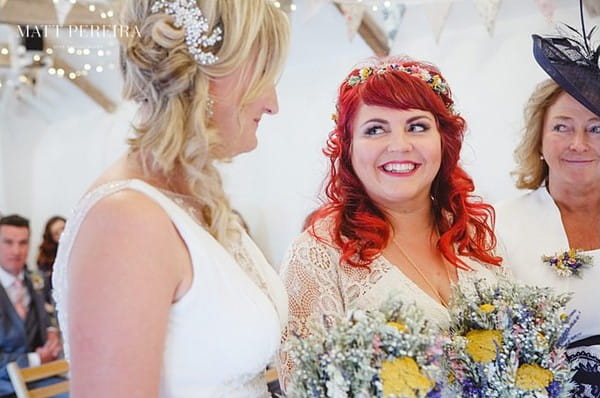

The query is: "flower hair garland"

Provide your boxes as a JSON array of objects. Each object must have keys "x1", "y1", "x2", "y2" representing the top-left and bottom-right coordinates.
[
  {"x1": 151, "y1": 0, "x2": 223, "y2": 65},
  {"x1": 347, "y1": 64, "x2": 450, "y2": 97}
]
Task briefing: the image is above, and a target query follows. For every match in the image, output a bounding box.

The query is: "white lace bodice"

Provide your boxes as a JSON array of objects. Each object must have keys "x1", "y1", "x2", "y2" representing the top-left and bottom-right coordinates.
[
  {"x1": 52, "y1": 179, "x2": 287, "y2": 398},
  {"x1": 278, "y1": 226, "x2": 501, "y2": 388}
]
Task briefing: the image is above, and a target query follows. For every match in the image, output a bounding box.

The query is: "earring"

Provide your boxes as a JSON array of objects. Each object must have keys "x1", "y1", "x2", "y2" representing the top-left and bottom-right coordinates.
[{"x1": 539, "y1": 155, "x2": 544, "y2": 161}]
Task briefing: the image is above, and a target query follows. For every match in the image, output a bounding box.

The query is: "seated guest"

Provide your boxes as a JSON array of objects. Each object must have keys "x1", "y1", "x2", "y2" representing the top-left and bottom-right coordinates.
[
  {"x1": 0, "y1": 215, "x2": 65, "y2": 397},
  {"x1": 278, "y1": 56, "x2": 503, "y2": 389},
  {"x1": 36, "y1": 216, "x2": 65, "y2": 310},
  {"x1": 36, "y1": 216, "x2": 65, "y2": 278},
  {"x1": 495, "y1": 10, "x2": 600, "y2": 395}
]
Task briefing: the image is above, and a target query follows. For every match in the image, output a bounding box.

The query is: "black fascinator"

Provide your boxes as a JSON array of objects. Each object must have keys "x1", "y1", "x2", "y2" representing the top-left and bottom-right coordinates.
[{"x1": 532, "y1": 0, "x2": 600, "y2": 116}]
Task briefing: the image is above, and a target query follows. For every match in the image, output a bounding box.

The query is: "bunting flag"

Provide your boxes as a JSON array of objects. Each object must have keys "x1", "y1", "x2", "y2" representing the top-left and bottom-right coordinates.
[
  {"x1": 339, "y1": 3, "x2": 365, "y2": 41},
  {"x1": 533, "y1": 0, "x2": 555, "y2": 23},
  {"x1": 583, "y1": 0, "x2": 599, "y2": 17},
  {"x1": 473, "y1": 0, "x2": 502, "y2": 36},
  {"x1": 382, "y1": 3, "x2": 406, "y2": 45},
  {"x1": 306, "y1": 0, "x2": 329, "y2": 21},
  {"x1": 425, "y1": 1, "x2": 453, "y2": 43},
  {"x1": 53, "y1": 0, "x2": 75, "y2": 26}
]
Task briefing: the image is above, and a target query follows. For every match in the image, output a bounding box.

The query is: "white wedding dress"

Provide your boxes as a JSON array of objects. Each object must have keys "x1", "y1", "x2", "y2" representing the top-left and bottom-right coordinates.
[
  {"x1": 52, "y1": 179, "x2": 288, "y2": 398},
  {"x1": 278, "y1": 224, "x2": 502, "y2": 388}
]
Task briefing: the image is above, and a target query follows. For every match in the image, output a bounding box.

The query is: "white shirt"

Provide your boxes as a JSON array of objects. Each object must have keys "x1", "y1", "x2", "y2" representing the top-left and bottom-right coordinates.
[{"x1": 495, "y1": 187, "x2": 600, "y2": 339}]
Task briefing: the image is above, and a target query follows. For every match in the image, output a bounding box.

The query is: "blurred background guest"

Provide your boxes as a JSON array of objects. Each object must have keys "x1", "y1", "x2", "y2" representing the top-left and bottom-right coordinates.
[
  {"x1": 36, "y1": 216, "x2": 65, "y2": 278},
  {"x1": 0, "y1": 215, "x2": 65, "y2": 397}
]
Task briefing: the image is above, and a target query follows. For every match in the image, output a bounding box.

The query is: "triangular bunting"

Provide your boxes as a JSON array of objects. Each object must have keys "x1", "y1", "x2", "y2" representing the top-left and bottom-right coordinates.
[
  {"x1": 339, "y1": 3, "x2": 365, "y2": 41},
  {"x1": 533, "y1": 0, "x2": 555, "y2": 23},
  {"x1": 382, "y1": 3, "x2": 406, "y2": 45},
  {"x1": 306, "y1": 0, "x2": 329, "y2": 21},
  {"x1": 53, "y1": 0, "x2": 74, "y2": 26},
  {"x1": 473, "y1": 0, "x2": 502, "y2": 36},
  {"x1": 425, "y1": 1, "x2": 453, "y2": 43},
  {"x1": 583, "y1": 0, "x2": 600, "y2": 17}
]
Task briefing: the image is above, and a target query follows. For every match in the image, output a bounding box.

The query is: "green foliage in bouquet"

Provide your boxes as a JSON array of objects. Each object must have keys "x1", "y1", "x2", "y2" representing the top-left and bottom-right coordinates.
[
  {"x1": 286, "y1": 297, "x2": 447, "y2": 398},
  {"x1": 444, "y1": 275, "x2": 577, "y2": 397}
]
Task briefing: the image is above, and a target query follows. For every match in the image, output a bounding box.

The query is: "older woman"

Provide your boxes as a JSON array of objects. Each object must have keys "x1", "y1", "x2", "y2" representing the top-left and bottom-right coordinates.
[
  {"x1": 495, "y1": 18, "x2": 600, "y2": 396},
  {"x1": 52, "y1": 1, "x2": 289, "y2": 397},
  {"x1": 278, "y1": 56, "x2": 503, "y2": 389}
]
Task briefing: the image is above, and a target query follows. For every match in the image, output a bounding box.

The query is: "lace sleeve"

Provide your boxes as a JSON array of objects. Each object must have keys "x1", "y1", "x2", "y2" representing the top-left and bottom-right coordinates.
[{"x1": 277, "y1": 231, "x2": 346, "y2": 390}]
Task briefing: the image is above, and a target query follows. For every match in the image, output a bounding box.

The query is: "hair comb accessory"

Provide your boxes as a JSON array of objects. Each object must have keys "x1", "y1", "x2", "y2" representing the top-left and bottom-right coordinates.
[
  {"x1": 151, "y1": 0, "x2": 223, "y2": 65},
  {"x1": 532, "y1": 0, "x2": 600, "y2": 116}
]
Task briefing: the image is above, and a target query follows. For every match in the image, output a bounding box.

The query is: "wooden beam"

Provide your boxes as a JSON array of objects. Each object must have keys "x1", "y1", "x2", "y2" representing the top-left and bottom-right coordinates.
[
  {"x1": 334, "y1": 4, "x2": 389, "y2": 57},
  {"x1": 0, "y1": 0, "x2": 120, "y2": 27},
  {"x1": 583, "y1": 0, "x2": 600, "y2": 17},
  {"x1": 53, "y1": 55, "x2": 117, "y2": 113}
]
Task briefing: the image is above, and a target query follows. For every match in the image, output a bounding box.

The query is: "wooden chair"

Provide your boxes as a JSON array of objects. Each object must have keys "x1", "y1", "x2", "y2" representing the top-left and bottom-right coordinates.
[{"x1": 7, "y1": 359, "x2": 69, "y2": 398}]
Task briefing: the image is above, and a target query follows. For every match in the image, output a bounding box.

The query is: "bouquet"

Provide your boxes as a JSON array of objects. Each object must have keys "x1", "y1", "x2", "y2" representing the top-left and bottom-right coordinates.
[
  {"x1": 286, "y1": 297, "x2": 446, "y2": 398},
  {"x1": 444, "y1": 275, "x2": 577, "y2": 397}
]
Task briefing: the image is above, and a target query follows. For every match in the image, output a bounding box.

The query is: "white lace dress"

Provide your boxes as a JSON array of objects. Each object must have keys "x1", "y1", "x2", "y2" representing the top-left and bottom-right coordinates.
[
  {"x1": 278, "y1": 226, "x2": 501, "y2": 388},
  {"x1": 52, "y1": 179, "x2": 288, "y2": 398}
]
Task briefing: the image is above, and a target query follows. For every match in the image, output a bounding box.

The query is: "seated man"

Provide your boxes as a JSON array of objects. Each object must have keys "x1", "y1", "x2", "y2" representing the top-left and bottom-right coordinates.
[{"x1": 0, "y1": 215, "x2": 66, "y2": 397}]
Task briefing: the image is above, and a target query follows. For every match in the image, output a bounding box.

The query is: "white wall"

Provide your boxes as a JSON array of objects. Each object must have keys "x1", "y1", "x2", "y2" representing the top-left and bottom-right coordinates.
[{"x1": 0, "y1": 1, "x2": 597, "y2": 268}]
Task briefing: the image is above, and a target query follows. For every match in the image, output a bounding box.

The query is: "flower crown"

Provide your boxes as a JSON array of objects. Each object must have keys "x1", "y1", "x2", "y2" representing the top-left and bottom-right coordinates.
[
  {"x1": 151, "y1": 0, "x2": 223, "y2": 65},
  {"x1": 347, "y1": 64, "x2": 450, "y2": 97}
]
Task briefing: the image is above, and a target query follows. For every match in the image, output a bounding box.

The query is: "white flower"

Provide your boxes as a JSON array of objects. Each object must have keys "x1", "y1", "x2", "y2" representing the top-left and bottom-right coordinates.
[{"x1": 325, "y1": 366, "x2": 348, "y2": 398}]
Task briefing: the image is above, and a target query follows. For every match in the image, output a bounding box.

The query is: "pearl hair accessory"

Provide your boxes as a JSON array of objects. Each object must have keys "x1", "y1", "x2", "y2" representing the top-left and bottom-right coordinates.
[{"x1": 151, "y1": 0, "x2": 223, "y2": 65}]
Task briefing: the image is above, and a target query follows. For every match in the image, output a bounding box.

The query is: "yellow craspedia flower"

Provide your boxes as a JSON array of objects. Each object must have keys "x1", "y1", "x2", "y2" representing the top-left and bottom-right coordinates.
[
  {"x1": 380, "y1": 356, "x2": 434, "y2": 398},
  {"x1": 536, "y1": 333, "x2": 549, "y2": 349},
  {"x1": 515, "y1": 364, "x2": 553, "y2": 390},
  {"x1": 560, "y1": 313, "x2": 568, "y2": 321},
  {"x1": 479, "y1": 304, "x2": 496, "y2": 313},
  {"x1": 360, "y1": 67, "x2": 372, "y2": 80},
  {"x1": 465, "y1": 330, "x2": 503, "y2": 363},
  {"x1": 387, "y1": 322, "x2": 407, "y2": 333}
]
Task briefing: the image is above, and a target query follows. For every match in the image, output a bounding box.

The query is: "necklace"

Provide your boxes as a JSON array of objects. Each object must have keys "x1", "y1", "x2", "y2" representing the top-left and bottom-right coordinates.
[{"x1": 391, "y1": 237, "x2": 452, "y2": 308}]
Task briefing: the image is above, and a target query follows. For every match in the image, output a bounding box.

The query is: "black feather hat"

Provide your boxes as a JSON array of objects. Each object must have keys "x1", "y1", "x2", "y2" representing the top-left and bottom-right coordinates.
[{"x1": 532, "y1": 0, "x2": 600, "y2": 116}]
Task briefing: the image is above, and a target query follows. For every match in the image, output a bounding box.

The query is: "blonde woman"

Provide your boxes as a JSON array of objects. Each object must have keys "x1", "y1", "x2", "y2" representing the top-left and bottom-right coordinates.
[
  {"x1": 52, "y1": 1, "x2": 289, "y2": 397},
  {"x1": 495, "y1": 9, "x2": 600, "y2": 394}
]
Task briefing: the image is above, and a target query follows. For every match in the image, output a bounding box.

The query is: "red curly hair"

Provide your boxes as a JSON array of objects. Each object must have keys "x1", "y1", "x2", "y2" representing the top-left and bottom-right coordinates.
[{"x1": 310, "y1": 57, "x2": 501, "y2": 270}]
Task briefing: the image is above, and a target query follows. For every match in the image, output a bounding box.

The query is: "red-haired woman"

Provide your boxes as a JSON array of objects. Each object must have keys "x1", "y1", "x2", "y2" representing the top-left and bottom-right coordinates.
[{"x1": 278, "y1": 56, "x2": 504, "y2": 387}]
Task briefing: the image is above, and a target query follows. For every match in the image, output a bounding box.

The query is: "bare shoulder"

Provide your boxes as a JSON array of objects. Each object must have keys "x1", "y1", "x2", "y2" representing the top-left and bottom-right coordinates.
[
  {"x1": 80, "y1": 189, "x2": 177, "y2": 247},
  {"x1": 70, "y1": 188, "x2": 189, "y2": 289},
  {"x1": 66, "y1": 189, "x2": 187, "y2": 396}
]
